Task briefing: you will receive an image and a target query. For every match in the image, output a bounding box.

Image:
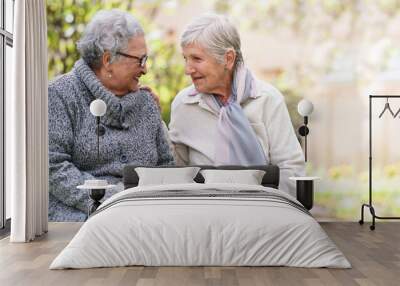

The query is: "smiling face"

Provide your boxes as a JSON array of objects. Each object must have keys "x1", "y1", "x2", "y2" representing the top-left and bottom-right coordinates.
[
  {"x1": 100, "y1": 35, "x2": 148, "y2": 96},
  {"x1": 182, "y1": 43, "x2": 231, "y2": 96}
]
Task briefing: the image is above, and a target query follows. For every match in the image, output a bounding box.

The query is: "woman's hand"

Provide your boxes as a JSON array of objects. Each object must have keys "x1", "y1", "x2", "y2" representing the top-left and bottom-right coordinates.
[{"x1": 139, "y1": 85, "x2": 162, "y2": 112}]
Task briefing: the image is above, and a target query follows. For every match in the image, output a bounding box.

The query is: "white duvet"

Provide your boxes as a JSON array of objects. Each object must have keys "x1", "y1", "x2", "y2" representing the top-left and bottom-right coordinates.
[{"x1": 50, "y1": 183, "x2": 351, "y2": 269}]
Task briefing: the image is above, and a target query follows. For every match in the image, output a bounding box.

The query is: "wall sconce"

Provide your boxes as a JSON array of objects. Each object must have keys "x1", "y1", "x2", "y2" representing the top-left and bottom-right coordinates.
[
  {"x1": 297, "y1": 99, "x2": 314, "y2": 162},
  {"x1": 78, "y1": 99, "x2": 110, "y2": 217},
  {"x1": 89, "y1": 99, "x2": 107, "y2": 160}
]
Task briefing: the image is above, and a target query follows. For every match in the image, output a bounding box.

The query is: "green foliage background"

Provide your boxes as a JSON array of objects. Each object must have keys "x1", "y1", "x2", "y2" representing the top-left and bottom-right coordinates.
[{"x1": 47, "y1": 0, "x2": 190, "y2": 124}]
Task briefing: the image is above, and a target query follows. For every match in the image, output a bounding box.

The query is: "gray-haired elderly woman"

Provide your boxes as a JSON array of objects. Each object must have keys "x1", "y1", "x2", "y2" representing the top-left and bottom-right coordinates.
[
  {"x1": 169, "y1": 14, "x2": 305, "y2": 197},
  {"x1": 49, "y1": 9, "x2": 174, "y2": 221}
]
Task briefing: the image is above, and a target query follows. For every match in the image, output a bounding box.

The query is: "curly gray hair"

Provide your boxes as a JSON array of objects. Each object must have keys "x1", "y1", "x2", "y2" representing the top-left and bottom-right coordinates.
[
  {"x1": 77, "y1": 9, "x2": 144, "y2": 69},
  {"x1": 180, "y1": 13, "x2": 243, "y2": 70}
]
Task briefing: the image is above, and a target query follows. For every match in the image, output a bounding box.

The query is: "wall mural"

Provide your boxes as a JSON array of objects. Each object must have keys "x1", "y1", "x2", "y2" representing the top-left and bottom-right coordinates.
[{"x1": 46, "y1": 0, "x2": 400, "y2": 221}]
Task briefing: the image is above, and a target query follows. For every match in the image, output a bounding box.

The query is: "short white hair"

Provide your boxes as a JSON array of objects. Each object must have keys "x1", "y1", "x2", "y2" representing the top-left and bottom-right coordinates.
[
  {"x1": 180, "y1": 13, "x2": 243, "y2": 69},
  {"x1": 77, "y1": 9, "x2": 144, "y2": 69}
]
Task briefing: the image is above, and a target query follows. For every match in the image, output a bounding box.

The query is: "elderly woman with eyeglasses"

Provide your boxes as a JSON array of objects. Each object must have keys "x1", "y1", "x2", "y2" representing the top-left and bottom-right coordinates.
[
  {"x1": 48, "y1": 9, "x2": 174, "y2": 221},
  {"x1": 169, "y1": 14, "x2": 305, "y2": 197}
]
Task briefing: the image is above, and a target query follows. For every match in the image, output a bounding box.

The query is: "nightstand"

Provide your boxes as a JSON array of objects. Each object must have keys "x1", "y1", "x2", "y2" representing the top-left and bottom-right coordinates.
[
  {"x1": 77, "y1": 181, "x2": 115, "y2": 216},
  {"x1": 87, "y1": 189, "x2": 106, "y2": 215},
  {"x1": 289, "y1": 177, "x2": 320, "y2": 210}
]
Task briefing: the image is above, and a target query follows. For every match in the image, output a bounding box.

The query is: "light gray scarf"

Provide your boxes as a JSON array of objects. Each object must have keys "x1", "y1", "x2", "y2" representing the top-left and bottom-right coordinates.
[{"x1": 192, "y1": 64, "x2": 268, "y2": 166}]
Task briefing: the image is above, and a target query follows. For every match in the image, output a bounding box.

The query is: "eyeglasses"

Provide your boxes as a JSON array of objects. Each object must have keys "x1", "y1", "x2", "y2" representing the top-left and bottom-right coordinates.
[{"x1": 116, "y1": 51, "x2": 148, "y2": 67}]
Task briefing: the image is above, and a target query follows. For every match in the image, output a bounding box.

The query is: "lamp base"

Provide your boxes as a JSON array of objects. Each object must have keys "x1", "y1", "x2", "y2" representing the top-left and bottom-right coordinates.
[
  {"x1": 298, "y1": 125, "x2": 309, "y2": 136},
  {"x1": 88, "y1": 188, "x2": 105, "y2": 216},
  {"x1": 296, "y1": 180, "x2": 314, "y2": 210},
  {"x1": 96, "y1": 125, "x2": 106, "y2": 136}
]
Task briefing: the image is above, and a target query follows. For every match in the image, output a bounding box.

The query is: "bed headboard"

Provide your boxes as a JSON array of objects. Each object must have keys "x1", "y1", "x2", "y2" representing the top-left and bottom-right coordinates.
[{"x1": 123, "y1": 165, "x2": 280, "y2": 189}]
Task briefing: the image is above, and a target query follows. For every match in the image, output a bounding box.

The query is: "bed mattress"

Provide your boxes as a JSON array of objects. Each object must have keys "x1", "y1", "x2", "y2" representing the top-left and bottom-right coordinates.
[{"x1": 50, "y1": 183, "x2": 350, "y2": 269}]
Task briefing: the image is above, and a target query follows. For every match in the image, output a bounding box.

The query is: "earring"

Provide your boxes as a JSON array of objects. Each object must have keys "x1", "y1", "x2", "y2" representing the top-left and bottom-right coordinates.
[{"x1": 108, "y1": 73, "x2": 112, "y2": 78}]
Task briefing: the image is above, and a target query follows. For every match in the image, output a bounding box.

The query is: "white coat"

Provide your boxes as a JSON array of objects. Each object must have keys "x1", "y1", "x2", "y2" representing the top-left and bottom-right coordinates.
[{"x1": 168, "y1": 80, "x2": 305, "y2": 197}]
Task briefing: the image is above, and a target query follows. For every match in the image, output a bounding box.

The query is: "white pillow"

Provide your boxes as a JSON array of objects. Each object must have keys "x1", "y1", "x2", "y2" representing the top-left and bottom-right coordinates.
[
  {"x1": 135, "y1": 167, "x2": 200, "y2": 186},
  {"x1": 200, "y1": 169, "x2": 266, "y2": 185}
]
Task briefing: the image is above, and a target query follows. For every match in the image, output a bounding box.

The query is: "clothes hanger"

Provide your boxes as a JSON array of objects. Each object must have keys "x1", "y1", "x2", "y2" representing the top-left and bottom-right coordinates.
[
  {"x1": 378, "y1": 97, "x2": 395, "y2": 118},
  {"x1": 394, "y1": 107, "x2": 400, "y2": 118}
]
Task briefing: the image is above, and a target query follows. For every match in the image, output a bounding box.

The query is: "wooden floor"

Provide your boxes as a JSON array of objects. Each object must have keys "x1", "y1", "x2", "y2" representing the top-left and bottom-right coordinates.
[{"x1": 0, "y1": 222, "x2": 399, "y2": 286}]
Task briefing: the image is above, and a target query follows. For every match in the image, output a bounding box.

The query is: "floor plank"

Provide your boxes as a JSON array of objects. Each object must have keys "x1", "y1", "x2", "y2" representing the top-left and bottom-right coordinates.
[{"x1": 0, "y1": 222, "x2": 399, "y2": 286}]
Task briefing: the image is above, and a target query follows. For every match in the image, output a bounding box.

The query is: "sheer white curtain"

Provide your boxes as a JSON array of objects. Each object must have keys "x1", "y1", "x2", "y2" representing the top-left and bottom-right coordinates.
[{"x1": 6, "y1": 0, "x2": 48, "y2": 242}]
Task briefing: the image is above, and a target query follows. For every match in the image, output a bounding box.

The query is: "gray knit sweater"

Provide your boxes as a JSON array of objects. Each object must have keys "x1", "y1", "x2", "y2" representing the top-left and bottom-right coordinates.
[{"x1": 48, "y1": 59, "x2": 175, "y2": 221}]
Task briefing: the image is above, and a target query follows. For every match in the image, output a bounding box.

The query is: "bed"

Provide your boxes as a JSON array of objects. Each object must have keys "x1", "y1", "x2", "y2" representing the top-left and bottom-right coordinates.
[{"x1": 50, "y1": 165, "x2": 351, "y2": 269}]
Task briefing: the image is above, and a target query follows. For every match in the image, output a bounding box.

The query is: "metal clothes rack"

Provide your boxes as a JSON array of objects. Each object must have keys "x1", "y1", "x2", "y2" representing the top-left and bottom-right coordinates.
[{"x1": 359, "y1": 95, "x2": 400, "y2": 230}]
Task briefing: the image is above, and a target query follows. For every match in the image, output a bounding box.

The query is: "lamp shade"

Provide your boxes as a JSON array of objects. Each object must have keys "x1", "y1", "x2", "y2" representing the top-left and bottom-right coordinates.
[
  {"x1": 90, "y1": 99, "x2": 107, "y2": 117},
  {"x1": 297, "y1": 99, "x2": 314, "y2": 116}
]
